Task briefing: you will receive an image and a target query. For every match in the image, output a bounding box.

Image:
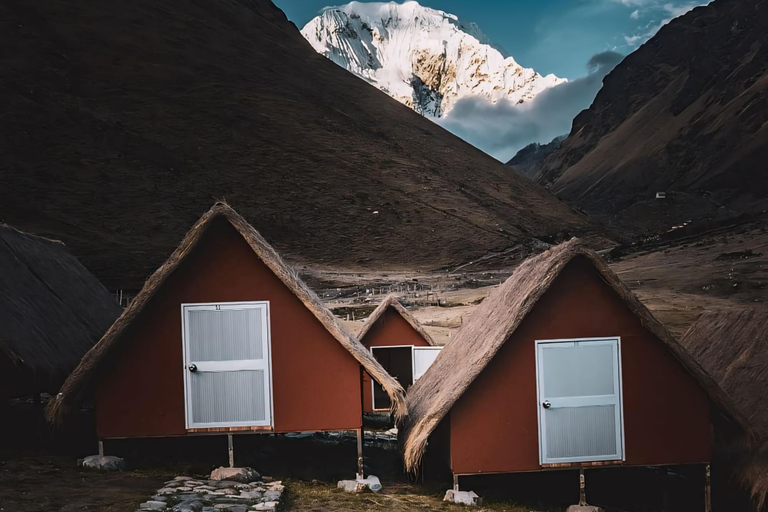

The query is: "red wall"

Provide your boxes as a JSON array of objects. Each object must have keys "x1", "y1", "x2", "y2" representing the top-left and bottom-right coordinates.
[
  {"x1": 94, "y1": 218, "x2": 363, "y2": 438},
  {"x1": 361, "y1": 307, "x2": 431, "y2": 412},
  {"x1": 449, "y1": 257, "x2": 712, "y2": 474}
]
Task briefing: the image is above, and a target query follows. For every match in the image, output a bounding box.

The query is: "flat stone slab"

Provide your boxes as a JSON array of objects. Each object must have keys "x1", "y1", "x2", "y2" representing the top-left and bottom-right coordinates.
[{"x1": 210, "y1": 467, "x2": 260, "y2": 483}]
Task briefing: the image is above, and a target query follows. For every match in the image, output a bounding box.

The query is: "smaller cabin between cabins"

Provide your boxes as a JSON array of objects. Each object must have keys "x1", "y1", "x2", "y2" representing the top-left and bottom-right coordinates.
[{"x1": 358, "y1": 296, "x2": 441, "y2": 412}]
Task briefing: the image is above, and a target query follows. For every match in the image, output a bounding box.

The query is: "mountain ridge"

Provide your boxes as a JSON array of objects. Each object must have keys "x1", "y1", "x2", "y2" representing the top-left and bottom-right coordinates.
[
  {"x1": 0, "y1": 0, "x2": 587, "y2": 290},
  {"x1": 533, "y1": 0, "x2": 768, "y2": 235},
  {"x1": 301, "y1": 1, "x2": 563, "y2": 117}
]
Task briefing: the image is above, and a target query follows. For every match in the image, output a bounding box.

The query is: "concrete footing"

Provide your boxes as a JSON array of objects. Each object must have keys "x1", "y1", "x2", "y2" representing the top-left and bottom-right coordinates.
[
  {"x1": 444, "y1": 489, "x2": 481, "y2": 506},
  {"x1": 565, "y1": 505, "x2": 604, "y2": 512}
]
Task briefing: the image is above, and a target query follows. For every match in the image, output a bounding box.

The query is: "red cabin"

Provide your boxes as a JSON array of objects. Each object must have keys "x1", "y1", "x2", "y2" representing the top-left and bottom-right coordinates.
[
  {"x1": 357, "y1": 296, "x2": 441, "y2": 413},
  {"x1": 403, "y1": 240, "x2": 747, "y2": 495},
  {"x1": 49, "y1": 204, "x2": 405, "y2": 469}
]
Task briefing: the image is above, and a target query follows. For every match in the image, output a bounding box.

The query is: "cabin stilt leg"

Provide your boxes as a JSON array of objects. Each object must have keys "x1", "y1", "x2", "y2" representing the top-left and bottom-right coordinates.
[
  {"x1": 228, "y1": 434, "x2": 234, "y2": 468},
  {"x1": 98, "y1": 439, "x2": 104, "y2": 460},
  {"x1": 705, "y1": 464, "x2": 712, "y2": 512},
  {"x1": 356, "y1": 428, "x2": 364, "y2": 479},
  {"x1": 579, "y1": 468, "x2": 587, "y2": 506},
  {"x1": 453, "y1": 473, "x2": 459, "y2": 491}
]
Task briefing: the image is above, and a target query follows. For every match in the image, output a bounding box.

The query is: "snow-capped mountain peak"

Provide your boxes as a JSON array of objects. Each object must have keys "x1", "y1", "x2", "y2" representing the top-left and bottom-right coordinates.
[{"x1": 301, "y1": 1, "x2": 565, "y2": 117}]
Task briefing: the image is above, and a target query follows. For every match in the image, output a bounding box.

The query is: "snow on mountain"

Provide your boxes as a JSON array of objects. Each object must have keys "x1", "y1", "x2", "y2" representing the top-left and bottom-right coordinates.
[{"x1": 301, "y1": 1, "x2": 565, "y2": 117}]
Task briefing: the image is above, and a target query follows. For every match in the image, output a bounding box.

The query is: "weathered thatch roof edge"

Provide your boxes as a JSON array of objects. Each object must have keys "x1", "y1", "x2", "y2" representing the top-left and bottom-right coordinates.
[
  {"x1": 401, "y1": 239, "x2": 754, "y2": 472},
  {"x1": 357, "y1": 294, "x2": 436, "y2": 346},
  {"x1": 682, "y1": 307, "x2": 768, "y2": 508},
  {"x1": 47, "y1": 202, "x2": 406, "y2": 424}
]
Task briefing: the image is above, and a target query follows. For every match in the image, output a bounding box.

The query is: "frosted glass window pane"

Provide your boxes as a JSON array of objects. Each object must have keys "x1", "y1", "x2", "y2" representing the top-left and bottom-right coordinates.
[
  {"x1": 545, "y1": 405, "x2": 617, "y2": 459},
  {"x1": 541, "y1": 344, "x2": 614, "y2": 398},
  {"x1": 413, "y1": 348, "x2": 440, "y2": 381},
  {"x1": 188, "y1": 309, "x2": 262, "y2": 362},
  {"x1": 191, "y1": 370, "x2": 266, "y2": 424}
]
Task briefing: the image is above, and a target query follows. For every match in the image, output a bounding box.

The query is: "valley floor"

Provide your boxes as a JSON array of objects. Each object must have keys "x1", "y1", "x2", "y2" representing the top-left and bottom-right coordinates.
[{"x1": 314, "y1": 220, "x2": 767, "y2": 340}]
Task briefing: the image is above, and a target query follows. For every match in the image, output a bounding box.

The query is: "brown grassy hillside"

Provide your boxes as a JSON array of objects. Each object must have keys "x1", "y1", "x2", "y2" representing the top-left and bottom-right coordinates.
[
  {"x1": 536, "y1": 0, "x2": 768, "y2": 236},
  {"x1": 0, "y1": 0, "x2": 586, "y2": 290}
]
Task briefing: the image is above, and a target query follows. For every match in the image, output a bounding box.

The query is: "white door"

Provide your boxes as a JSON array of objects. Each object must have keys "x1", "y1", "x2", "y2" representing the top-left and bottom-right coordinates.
[
  {"x1": 413, "y1": 346, "x2": 442, "y2": 381},
  {"x1": 182, "y1": 302, "x2": 272, "y2": 429},
  {"x1": 536, "y1": 337, "x2": 624, "y2": 464}
]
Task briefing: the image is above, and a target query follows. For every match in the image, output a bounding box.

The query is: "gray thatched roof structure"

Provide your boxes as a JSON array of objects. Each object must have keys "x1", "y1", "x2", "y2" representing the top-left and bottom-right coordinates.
[
  {"x1": 0, "y1": 225, "x2": 121, "y2": 397},
  {"x1": 358, "y1": 294, "x2": 436, "y2": 346},
  {"x1": 682, "y1": 307, "x2": 768, "y2": 507},
  {"x1": 47, "y1": 202, "x2": 406, "y2": 424},
  {"x1": 401, "y1": 239, "x2": 751, "y2": 472}
]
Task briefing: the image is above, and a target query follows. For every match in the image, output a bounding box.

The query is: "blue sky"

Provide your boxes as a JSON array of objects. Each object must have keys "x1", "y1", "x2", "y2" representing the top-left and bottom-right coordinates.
[{"x1": 275, "y1": 0, "x2": 708, "y2": 79}]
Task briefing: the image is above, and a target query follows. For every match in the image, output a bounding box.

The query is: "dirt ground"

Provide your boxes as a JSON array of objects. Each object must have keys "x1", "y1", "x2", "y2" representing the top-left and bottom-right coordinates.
[{"x1": 0, "y1": 456, "x2": 167, "y2": 512}]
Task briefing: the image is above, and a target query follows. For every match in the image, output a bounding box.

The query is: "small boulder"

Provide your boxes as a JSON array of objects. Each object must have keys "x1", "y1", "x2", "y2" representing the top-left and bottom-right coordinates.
[
  {"x1": 82, "y1": 455, "x2": 127, "y2": 472},
  {"x1": 444, "y1": 489, "x2": 481, "y2": 506},
  {"x1": 566, "y1": 506, "x2": 604, "y2": 512},
  {"x1": 210, "y1": 467, "x2": 261, "y2": 484}
]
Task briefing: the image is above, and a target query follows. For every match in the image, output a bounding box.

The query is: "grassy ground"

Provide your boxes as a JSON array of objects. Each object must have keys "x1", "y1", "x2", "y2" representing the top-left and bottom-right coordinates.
[{"x1": 282, "y1": 480, "x2": 538, "y2": 512}]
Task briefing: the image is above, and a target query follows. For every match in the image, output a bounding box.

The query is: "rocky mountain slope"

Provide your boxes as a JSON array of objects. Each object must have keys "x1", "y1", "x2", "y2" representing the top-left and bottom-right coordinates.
[
  {"x1": 301, "y1": 1, "x2": 563, "y2": 117},
  {"x1": 534, "y1": 0, "x2": 768, "y2": 236},
  {"x1": 506, "y1": 135, "x2": 566, "y2": 178},
  {"x1": 0, "y1": 0, "x2": 586, "y2": 290}
]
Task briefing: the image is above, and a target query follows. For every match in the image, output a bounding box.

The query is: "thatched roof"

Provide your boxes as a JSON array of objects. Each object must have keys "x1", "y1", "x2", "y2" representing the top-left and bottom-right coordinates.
[
  {"x1": 0, "y1": 225, "x2": 121, "y2": 396},
  {"x1": 682, "y1": 307, "x2": 768, "y2": 507},
  {"x1": 357, "y1": 295, "x2": 436, "y2": 346},
  {"x1": 401, "y1": 239, "x2": 752, "y2": 472},
  {"x1": 47, "y1": 203, "x2": 406, "y2": 425}
]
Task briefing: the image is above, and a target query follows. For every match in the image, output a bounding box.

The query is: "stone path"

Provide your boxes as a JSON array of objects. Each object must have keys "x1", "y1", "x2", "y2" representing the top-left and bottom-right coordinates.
[{"x1": 137, "y1": 475, "x2": 284, "y2": 512}]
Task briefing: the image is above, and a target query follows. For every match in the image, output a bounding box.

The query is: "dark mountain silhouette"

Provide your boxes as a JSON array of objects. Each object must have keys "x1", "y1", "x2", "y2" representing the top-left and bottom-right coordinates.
[
  {"x1": 535, "y1": 0, "x2": 768, "y2": 236},
  {"x1": 0, "y1": 0, "x2": 586, "y2": 290}
]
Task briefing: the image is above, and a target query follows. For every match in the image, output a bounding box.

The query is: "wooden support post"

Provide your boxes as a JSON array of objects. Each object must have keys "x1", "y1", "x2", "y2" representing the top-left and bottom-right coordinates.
[
  {"x1": 356, "y1": 428, "x2": 364, "y2": 480},
  {"x1": 453, "y1": 473, "x2": 459, "y2": 491},
  {"x1": 579, "y1": 468, "x2": 587, "y2": 506},
  {"x1": 98, "y1": 439, "x2": 104, "y2": 459},
  {"x1": 705, "y1": 464, "x2": 712, "y2": 512},
  {"x1": 228, "y1": 434, "x2": 234, "y2": 468}
]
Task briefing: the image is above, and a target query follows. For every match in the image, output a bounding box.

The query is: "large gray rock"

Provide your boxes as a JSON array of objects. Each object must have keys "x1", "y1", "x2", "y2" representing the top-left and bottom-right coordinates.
[
  {"x1": 444, "y1": 489, "x2": 481, "y2": 506},
  {"x1": 81, "y1": 455, "x2": 127, "y2": 472},
  {"x1": 210, "y1": 467, "x2": 260, "y2": 484}
]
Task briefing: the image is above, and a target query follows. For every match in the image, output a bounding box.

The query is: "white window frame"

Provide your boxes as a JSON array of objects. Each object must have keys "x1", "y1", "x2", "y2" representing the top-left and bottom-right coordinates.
[
  {"x1": 370, "y1": 345, "x2": 414, "y2": 411},
  {"x1": 534, "y1": 336, "x2": 625, "y2": 465},
  {"x1": 181, "y1": 301, "x2": 274, "y2": 429}
]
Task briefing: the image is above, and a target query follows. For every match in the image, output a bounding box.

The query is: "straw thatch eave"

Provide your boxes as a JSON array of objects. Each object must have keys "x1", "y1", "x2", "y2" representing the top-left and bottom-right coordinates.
[
  {"x1": 401, "y1": 239, "x2": 753, "y2": 472},
  {"x1": 47, "y1": 202, "x2": 406, "y2": 425},
  {"x1": 357, "y1": 294, "x2": 436, "y2": 347},
  {"x1": 682, "y1": 307, "x2": 768, "y2": 507}
]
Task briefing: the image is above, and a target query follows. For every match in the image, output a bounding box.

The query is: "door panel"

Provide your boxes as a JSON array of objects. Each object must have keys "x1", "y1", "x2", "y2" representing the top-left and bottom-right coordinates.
[
  {"x1": 183, "y1": 302, "x2": 271, "y2": 429},
  {"x1": 537, "y1": 338, "x2": 623, "y2": 464},
  {"x1": 371, "y1": 346, "x2": 414, "y2": 410}
]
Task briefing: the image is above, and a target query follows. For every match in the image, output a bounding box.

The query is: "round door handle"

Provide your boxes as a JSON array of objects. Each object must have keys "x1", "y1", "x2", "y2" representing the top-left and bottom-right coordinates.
[
  {"x1": 189, "y1": 364, "x2": 197, "y2": 372},
  {"x1": 542, "y1": 400, "x2": 551, "y2": 409}
]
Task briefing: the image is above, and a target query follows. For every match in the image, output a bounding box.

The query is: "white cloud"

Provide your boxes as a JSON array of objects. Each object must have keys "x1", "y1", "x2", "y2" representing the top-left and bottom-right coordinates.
[
  {"x1": 621, "y1": 0, "x2": 708, "y2": 47},
  {"x1": 435, "y1": 52, "x2": 624, "y2": 162}
]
